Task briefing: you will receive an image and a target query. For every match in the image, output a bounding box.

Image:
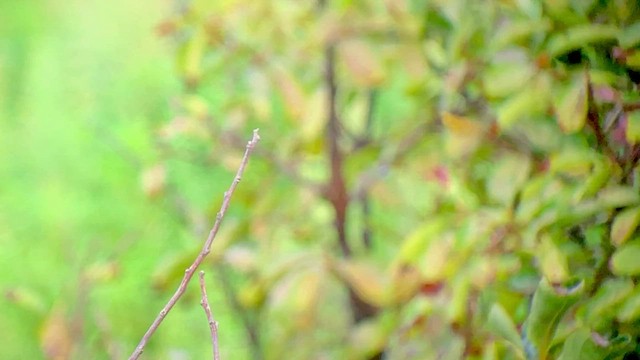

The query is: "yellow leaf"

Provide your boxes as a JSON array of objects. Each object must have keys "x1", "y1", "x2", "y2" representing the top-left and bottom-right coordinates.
[
  {"x1": 141, "y1": 164, "x2": 166, "y2": 198},
  {"x1": 611, "y1": 206, "x2": 640, "y2": 247},
  {"x1": 553, "y1": 71, "x2": 588, "y2": 134},
  {"x1": 341, "y1": 40, "x2": 385, "y2": 87},
  {"x1": 333, "y1": 260, "x2": 389, "y2": 307},
  {"x1": 442, "y1": 112, "x2": 484, "y2": 136},
  {"x1": 274, "y1": 70, "x2": 306, "y2": 121},
  {"x1": 441, "y1": 112, "x2": 486, "y2": 157},
  {"x1": 40, "y1": 308, "x2": 72, "y2": 360},
  {"x1": 539, "y1": 235, "x2": 569, "y2": 283},
  {"x1": 237, "y1": 281, "x2": 266, "y2": 309}
]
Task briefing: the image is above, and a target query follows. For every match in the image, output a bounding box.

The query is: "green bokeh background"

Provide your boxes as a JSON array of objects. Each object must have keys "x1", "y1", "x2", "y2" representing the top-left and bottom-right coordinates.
[{"x1": 0, "y1": 1, "x2": 248, "y2": 358}]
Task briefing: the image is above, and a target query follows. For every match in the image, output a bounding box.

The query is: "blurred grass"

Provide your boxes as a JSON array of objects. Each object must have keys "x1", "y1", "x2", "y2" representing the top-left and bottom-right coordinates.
[{"x1": 0, "y1": 1, "x2": 249, "y2": 358}]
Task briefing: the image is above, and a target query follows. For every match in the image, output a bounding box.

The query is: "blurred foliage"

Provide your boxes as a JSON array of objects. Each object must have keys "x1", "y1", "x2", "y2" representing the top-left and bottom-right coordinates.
[
  {"x1": 4, "y1": 0, "x2": 640, "y2": 359},
  {"x1": 154, "y1": 0, "x2": 640, "y2": 359}
]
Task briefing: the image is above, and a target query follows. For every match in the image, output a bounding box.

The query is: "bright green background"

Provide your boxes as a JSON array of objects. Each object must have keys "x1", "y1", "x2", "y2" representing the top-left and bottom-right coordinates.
[{"x1": 0, "y1": 1, "x2": 249, "y2": 358}]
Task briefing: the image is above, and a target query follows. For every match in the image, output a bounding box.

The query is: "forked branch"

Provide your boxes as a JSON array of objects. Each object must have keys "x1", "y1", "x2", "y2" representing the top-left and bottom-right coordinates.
[
  {"x1": 198, "y1": 271, "x2": 220, "y2": 360},
  {"x1": 128, "y1": 129, "x2": 260, "y2": 360}
]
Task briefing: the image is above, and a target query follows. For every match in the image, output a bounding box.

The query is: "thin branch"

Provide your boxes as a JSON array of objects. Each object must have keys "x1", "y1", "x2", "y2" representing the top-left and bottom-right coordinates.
[
  {"x1": 128, "y1": 129, "x2": 260, "y2": 360},
  {"x1": 360, "y1": 89, "x2": 377, "y2": 249},
  {"x1": 323, "y1": 39, "x2": 351, "y2": 258},
  {"x1": 318, "y1": 0, "x2": 378, "y2": 327},
  {"x1": 586, "y1": 72, "x2": 622, "y2": 167},
  {"x1": 198, "y1": 271, "x2": 220, "y2": 360}
]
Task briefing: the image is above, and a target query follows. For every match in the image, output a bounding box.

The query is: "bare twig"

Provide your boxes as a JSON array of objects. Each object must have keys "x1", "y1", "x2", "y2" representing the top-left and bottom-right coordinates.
[
  {"x1": 128, "y1": 129, "x2": 260, "y2": 360},
  {"x1": 198, "y1": 271, "x2": 220, "y2": 360}
]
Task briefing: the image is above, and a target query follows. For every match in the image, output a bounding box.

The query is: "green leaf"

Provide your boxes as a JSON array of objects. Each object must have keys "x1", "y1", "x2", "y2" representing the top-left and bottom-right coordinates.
[
  {"x1": 576, "y1": 156, "x2": 611, "y2": 199},
  {"x1": 486, "y1": 303, "x2": 524, "y2": 354},
  {"x1": 496, "y1": 74, "x2": 551, "y2": 129},
  {"x1": 487, "y1": 152, "x2": 531, "y2": 206},
  {"x1": 626, "y1": 111, "x2": 640, "y2": 144},
  {"x1": 584, "y1": 278, "x2": 634, "y2": 327},
  {"x1": 617, "y1": 287, "x2": 640, "y2": 323},
  {"x1": 538, "y1": 235, "x2": 570, "y2": 284},
  {"x1": 549, "y1": 149, "x2": 593, "y2": 177},
  {"x1": 396, "y1": 218, "x2": 448, "y2": 264},
  {"x1": 618, "y1": 22, "x2": 640, "y2": 49},
  {"x1": 553, "y1": 71, "x2": 588, "y2": 134},
  {"x1": 611, "y1": 206, "x2": 640, "y2": 246},
  {"x1": 546, "y1": 24, "x2": 619, "y2": 58},
  {"x1": 557, "y1": 328, "x2": 609, "y2": 360},
  {"x1": 611, "y1": 241, "x2": 640, "y2": 276},
  {"x1": 482, "y1": 62, "x2": 535, "y2": 99},
  {"x1": 597, "y1": 186, "x2": 640, "y2": 208},
  {"x1": 523, "y1": 279, "x2": 584, "y2": 360}
]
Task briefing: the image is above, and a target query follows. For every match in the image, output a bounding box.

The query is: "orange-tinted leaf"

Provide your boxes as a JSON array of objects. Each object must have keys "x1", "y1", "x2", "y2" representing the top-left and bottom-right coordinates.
[
  {"x1": 273, "y1": 70, "x2": 306, "y2": 121},
  {"x1": 40, "y1": 308, "x2": 72, "y2": 360},
  {"x1": 141, "y1": 164, "x2": 166, "y2": 198},
  {"x1": 341, "y1": 40, "x2": 385, "y2": 87},
  {"x1": 333, "y1": 260, "x2": 389, "y2": 307}
]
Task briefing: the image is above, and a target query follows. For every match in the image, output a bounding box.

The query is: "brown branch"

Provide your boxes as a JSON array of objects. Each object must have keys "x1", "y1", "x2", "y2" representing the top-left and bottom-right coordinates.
[
  {"x1": 319, "y1": 3, "x2": 378, "y2": 327},
  {"x1": 323, "y1": 40, "x2": 351, "y2": 258},
  {"x1": 198, "y1": 271, "x2": 220, "y2": 360},
  {"x1": 128, "y1": 129, "x2": 260, "y2": 360}
]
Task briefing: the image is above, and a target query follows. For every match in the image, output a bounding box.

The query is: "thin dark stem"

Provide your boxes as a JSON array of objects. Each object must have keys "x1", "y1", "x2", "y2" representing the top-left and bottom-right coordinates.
[
  {"x1": 362, "y1": 196, "x2": 372, "y2": 248},
  {"x1": 586, "y1": 73, "x2": 622, "y2": 167},
  {"x1": 128, "y1": 129, "x2": 260, "y2": 360},
  {"x1": 324, "y1": 42, "x2": 351, "y2": 258},
  {"x1": 198, "y1": 271, "x2": 220, "y2": 360},
  {"x1": 360, "y1": 89, "x2": 377, "y2": 249}
]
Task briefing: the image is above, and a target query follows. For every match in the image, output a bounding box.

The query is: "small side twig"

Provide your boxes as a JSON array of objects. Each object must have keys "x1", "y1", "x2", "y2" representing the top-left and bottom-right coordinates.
[
  {"x1": 198, "y1": 271, "x2": 220, "y2": 360},
  {"x1": 128, "y1": 129, "x2": 260, "y2": 360}
]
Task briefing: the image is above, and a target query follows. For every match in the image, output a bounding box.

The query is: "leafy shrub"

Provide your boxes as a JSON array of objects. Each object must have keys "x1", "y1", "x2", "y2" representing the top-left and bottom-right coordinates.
[{"x1": 151, "y1": 0, "x2": 640, "y2": 358}]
